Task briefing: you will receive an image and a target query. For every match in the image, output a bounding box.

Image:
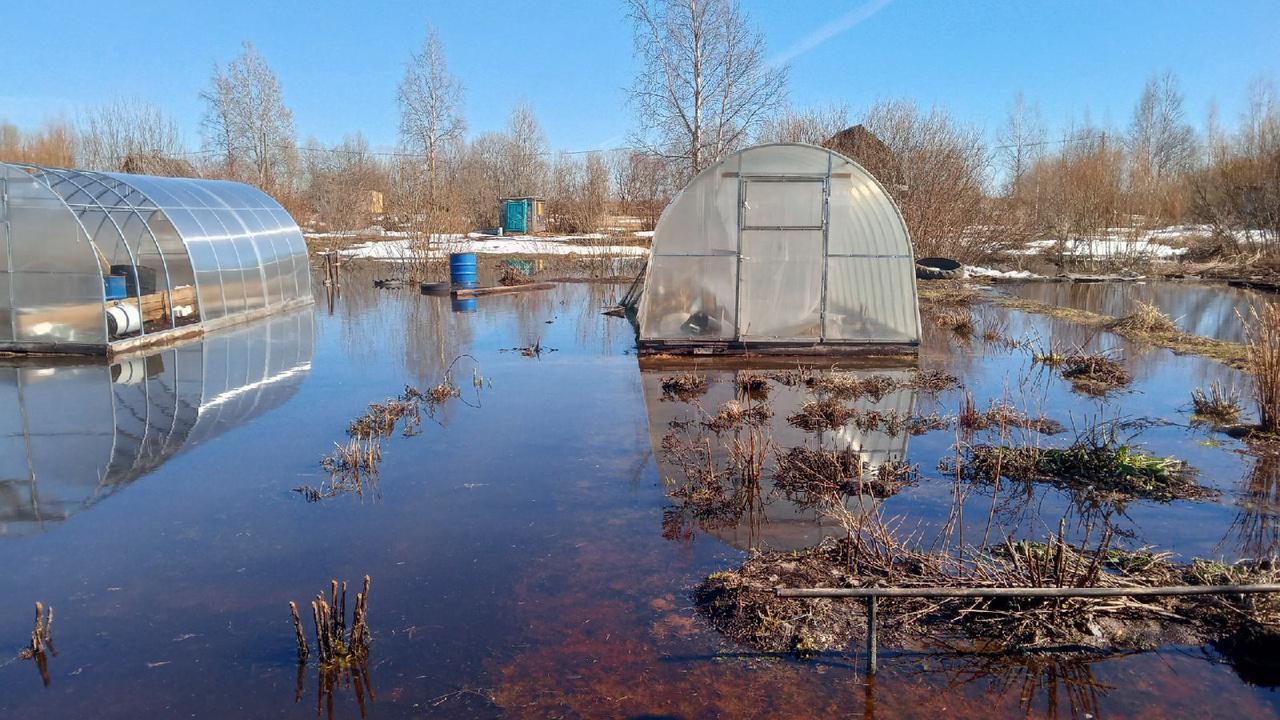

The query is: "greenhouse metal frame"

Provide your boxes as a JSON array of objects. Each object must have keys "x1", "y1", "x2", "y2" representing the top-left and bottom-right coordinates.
[
  {"x1": 634, "y1": 143, "x2": 920, "y2": 355},
  {"x1": 0, "y1": 162, "x2": 312, "y2": 356}
]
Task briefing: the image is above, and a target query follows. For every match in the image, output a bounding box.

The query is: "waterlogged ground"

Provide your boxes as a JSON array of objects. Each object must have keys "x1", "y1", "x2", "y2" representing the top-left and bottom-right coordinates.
[
  {"x1": 1, "y1": 273, "x2": 1279, "y2": 718},
  {"x1": 1000, "y1": 279, "x2": 1266, "y2": 342}
]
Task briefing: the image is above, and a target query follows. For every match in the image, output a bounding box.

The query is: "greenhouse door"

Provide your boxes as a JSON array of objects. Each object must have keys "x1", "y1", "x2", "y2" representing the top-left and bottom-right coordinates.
[{"x1": 736, "y1": 177, "x2": 827, "y2": 341}]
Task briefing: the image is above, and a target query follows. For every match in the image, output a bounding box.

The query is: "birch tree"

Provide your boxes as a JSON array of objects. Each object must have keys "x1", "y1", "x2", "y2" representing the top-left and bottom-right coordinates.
[
  {"x1": 397, "y1": 25, "x2": 465, "y2": 193},
  {"x1": 626, "y1": 0, "x2": 787, "y2": 179},
  {"x1": 996, "y1": 91, "x2": 1045, "y2": 197},
  {"x1": 201, "y1": 41, "x2": 298, "y2": 193}
]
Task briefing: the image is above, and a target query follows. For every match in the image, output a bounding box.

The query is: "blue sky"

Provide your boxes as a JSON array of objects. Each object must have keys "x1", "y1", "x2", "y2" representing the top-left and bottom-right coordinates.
[{"x1": 2, "y1": 0, "x2": 1277, "y2": 152}]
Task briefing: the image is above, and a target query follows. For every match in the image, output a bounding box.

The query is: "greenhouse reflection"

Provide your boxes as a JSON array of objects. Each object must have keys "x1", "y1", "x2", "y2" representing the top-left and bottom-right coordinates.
[
  {"x1": 641, "y1": 363, "x2": 917, "y2": 552},
  {"x1": 0, "y1": 308, "x2": 313, "y2": 536}
]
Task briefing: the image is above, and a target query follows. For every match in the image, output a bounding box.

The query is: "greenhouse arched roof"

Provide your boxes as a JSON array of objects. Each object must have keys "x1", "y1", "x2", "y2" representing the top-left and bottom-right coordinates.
[
  {"x1": 0, "y1": 162, "x2": 311, "y2": 355},
  {"x1": 635, "y1": 143, "x2": 919, "y2": 354}
]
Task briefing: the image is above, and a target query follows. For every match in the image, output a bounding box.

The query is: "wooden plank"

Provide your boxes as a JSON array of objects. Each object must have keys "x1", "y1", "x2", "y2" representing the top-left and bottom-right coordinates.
[{"x1": 451, "y1": 282, "x2": 556, "y2": 299}]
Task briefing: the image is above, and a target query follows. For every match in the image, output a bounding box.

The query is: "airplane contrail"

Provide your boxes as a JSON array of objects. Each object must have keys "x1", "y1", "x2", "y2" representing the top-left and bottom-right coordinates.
[{"x1": 768, "y1": 0, "x2": 894, "y2": 67}]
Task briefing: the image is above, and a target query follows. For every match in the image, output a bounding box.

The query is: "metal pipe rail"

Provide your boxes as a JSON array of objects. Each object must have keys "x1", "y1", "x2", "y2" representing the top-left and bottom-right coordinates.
[{"x1": 775, "y1": 583, "x2": 1280, "y2": 674}]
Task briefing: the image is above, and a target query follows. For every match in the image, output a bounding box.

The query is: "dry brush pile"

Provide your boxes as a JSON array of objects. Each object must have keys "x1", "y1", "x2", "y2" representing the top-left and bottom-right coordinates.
[{"x1": 695, "y1": 508, "x2": 1280, "y2": 657}]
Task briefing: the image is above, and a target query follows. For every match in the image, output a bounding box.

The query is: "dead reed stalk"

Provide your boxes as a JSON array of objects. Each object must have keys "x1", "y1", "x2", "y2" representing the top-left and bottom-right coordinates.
[
  {"x1": 295, "y1": 576, "x2": 372, "y2": 666},
  {"x1": 28, "y1": 602, "x2": 53, "y2": 656},
  {"x1": 1244, "y1": 304, "x2": 1280, "y2": 434}
]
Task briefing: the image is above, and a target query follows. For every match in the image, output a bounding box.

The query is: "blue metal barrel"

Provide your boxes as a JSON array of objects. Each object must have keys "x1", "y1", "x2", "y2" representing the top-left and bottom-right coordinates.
[
  {"x1": 449, "y1": 252, "x2": 478, "y2": 289},
  {"x1": 104, "y1": 274, "x2": 128, "y2": 300}
]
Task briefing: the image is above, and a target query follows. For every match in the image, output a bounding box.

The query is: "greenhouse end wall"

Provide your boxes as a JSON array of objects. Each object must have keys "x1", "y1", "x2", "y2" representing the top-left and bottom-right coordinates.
[
  {"x1": 636, "y1": 143, "x2": 920, "y2": 352},
  {"x1": 0, "y1": 163, "x2": 312, "y2": 355}
]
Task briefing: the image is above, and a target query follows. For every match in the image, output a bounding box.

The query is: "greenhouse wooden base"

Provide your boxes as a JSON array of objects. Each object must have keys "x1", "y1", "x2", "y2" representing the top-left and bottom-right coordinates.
[{"x1": 637, "y1": 339, "x2": 919, "y2": 360}]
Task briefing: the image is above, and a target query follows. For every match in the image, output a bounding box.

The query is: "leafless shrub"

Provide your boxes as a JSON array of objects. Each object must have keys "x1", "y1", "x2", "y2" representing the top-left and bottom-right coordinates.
[{"x1": 853, "y1": 100, "x2": 991, "y2": 262}]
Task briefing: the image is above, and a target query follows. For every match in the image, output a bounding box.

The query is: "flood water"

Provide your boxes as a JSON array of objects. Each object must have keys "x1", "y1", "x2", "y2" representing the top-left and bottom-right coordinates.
[
  {"x1": 2, "y1": 272, "x2": 1279, "y2": 718},
  {"x1": 999, "y1": 279, "x2": 1268, "y2": 342}
]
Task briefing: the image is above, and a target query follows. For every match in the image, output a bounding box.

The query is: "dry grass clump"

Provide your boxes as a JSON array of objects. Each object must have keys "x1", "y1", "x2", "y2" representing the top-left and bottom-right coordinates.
[
  {"x1": 661, "y1": 372, "x2": 709, "y2": 401},
  {"x1": 951, "y1": 437, "x2": 1214, "y2": 505},
  {"x1": 956, "y1": 394, "x2": 1063, "y2": 436},
  {"x1": 1244, "y1": 304, "x2": 1280, "y2": 434},
  {"x1": 804, "y1": 372, "x2": 898, "y2": 401},
  {"x1": 906, "y1": 412, "x2": 952, "y2": 435},
  {"x1": 932, "y1": 309, "x2": 976, "y2": 336},
  {"x1": 788, "y1": 397, "x2": 859, "y2": 432},
  {"x1": 1110, "y1": 300, "x2": 1179, "y2": 334},
  {"x1": 736, "y1": 373, "x2": 771, "y2": 398},
  {"x1": 695, "y1": 509, "x2": 1280, "y2": 656},
  {"x1": 1057, "y1": 353, "x2": 1133, "y2": 395},
  {"x1": 703, "y1": 399, "x2": 773, "y2": 433},
  {"x1": 773, "y1": 446, "x2": 917, "y2": 504},
  {"x1": 907, "y1": 368, "x2": 961, "y2": 393},
  {"x1": 1191, "y1": 381, "x2": 1243, "y2": 424}
]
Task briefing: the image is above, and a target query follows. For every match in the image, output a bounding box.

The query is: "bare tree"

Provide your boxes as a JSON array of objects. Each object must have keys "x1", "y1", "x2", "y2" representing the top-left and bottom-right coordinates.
[
  {"x1": 996, "y1": 91, "x2": 1045, "y2": 197},
  {"x1": 1127, "y1": 71, "x2": 1197, "y2": 186},
  {"x1": 397, "y1": 25, "x2": 465, "y2": 194},
  {"x1": 550, "y1": 152, "x2": 612, "y2": 232},
  {"x1": 611, "y1": 150, "x2": 675, "y2": 228},
  {"x1": 201, "y1": 41, "x2": 298, "y2": 194},
  {"x1": 500, "y1": 101, "x2": 547, "y2": 197},
  {"x1": 755, "y1": 103, "x2": 848, "y2": 145},
  {"x1": 0, "y1": 118, "x2": 77, "y2": 167},
  {"x1": 77, "y1": 98, "x2": 186, "y2": 172},
  {"x1": 303, "y1": 132, "x2": 388, "y2": 232},
  {"x1": 626, "y1": 0, "x2": 788, "y2": 179}
]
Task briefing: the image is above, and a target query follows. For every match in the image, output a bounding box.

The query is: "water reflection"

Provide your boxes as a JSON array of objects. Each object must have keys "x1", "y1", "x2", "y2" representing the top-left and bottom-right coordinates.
[
  {"x1": 1000, "y1": 280, "x2": 1266, "y2": 342},
  {"x1": 0, "y1": 309, "x2": 314, "y2": 536},
  {"x1": 641, "y1": 364, "x2": 917, "y2": 551}
]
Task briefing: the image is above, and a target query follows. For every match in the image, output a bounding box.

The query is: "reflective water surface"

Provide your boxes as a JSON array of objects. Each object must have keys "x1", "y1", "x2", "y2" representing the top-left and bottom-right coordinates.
[
  {"x1": 1, "y1": 273, "x2": 1278, "y2": 718},
  {"x1": 999, "y1": 279, "x2": 1268, "y2": 342}
]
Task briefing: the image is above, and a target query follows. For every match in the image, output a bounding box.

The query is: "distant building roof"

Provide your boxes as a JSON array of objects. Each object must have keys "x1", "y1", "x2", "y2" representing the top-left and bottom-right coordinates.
[{"x1": 823, "y1": 125, "x2": 902, "y2": 189}]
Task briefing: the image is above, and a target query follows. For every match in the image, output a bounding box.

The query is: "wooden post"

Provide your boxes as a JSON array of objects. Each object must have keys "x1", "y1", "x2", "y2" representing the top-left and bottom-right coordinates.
[{"x1": 866, "y1": 596, "x2": 877, "y2": 675}]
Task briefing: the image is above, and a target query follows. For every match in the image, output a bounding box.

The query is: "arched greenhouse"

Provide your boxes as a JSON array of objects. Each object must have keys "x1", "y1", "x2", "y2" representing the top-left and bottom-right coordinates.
[
  {"x1": 0, "y1": 163, "x2": 312, "y2": 355},
  {"x1": 634, "y1": 143, "x2": 920, "y2": 354}
]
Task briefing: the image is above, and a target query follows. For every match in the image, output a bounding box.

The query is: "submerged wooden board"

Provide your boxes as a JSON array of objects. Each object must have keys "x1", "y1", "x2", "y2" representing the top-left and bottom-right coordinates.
[{"x1": 451, "y1": 282, "x2": 557, "y2": 298}]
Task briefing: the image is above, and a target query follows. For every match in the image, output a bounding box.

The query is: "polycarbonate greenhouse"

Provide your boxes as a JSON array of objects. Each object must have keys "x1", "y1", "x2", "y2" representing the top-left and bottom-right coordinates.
[
  {"x1": 0, "y1": 162, "x2": 312, "y2": 355},
  {"x1": 634, "y1": 143, "x2": 920, "y2": 354}
]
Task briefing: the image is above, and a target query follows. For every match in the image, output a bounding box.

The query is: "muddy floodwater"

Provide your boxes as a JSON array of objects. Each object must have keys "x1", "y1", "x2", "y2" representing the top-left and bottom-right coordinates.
[{"x1": 3, "y1": 273, "x2": 1280, "y2": 718}]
